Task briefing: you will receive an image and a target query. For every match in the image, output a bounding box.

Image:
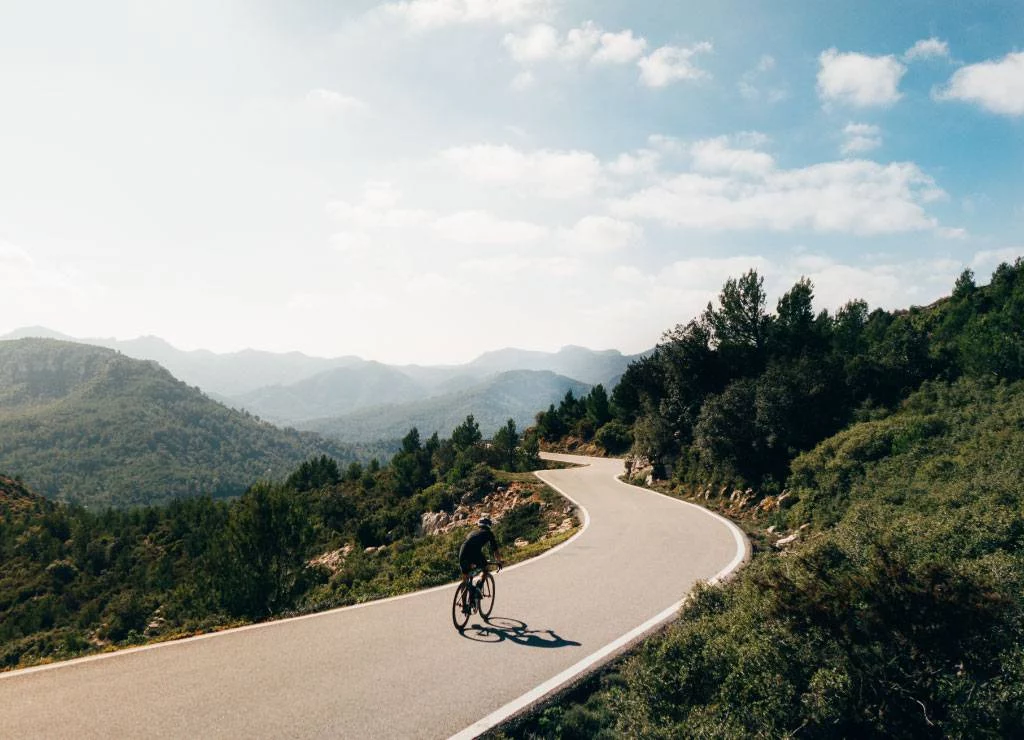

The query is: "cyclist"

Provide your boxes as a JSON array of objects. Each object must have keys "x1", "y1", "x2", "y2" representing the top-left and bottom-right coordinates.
[{"x1": 459, "y1": 516, "x2": 503, "y2": 601}]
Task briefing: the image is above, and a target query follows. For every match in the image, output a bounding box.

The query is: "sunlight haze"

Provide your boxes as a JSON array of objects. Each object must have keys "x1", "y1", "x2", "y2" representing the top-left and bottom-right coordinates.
[{"x1": 1, "y1": 0, "x2": 1021, "y2": 364}]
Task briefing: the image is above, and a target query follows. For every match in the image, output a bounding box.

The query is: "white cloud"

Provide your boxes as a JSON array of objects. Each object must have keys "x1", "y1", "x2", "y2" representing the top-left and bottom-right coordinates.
[
  {"x1": 904, "y1": 37, "x2": 950, "y2": 61},
  {"x1": 660, "y1": 255, "x2": 771, "y2": 289},
  {"x1": 935, "y1": 52, "x2": 1024, "y2": 116},
  {"x1": 381, "y1": 0, "x2": 553, "y2": 30},
  {"x1": 503, "y1": 21, "x2": 646, "y2": 66},
  {"x1": 460, "y1": 254, "x2": 581, "y2": 280},
  {"x1": 611, "y1": 159, "x2": 944, "y2": 235},
  {"x1": 607, "y1": 149, "x2": 661, "y2": 177},
  {"x1": 559, "y1": 216, "x2": 642, "y2": 254},
  {"x1": 972, "y1": 248, "x2": 1023, "y2": 273},
  {"x1": 329, "y1": 182, "x2": 551, "y2": 248},
  {"x1": 817, "y1": 49, "x2": 906, "y2": 107},
  {"x1": 690, "y1": 136, "x2": 775, "y2": 176},
  {"x1": 592, "y1": 29, "x2": 647, "y2": 65},
  {"x1": 362, "y1": 181, "x2": 402, "y2": 209},
  {"x1": 841, "y1": 122, "x2": 882, "y2": 155},
  {"x1": 305, "y1": 88, "x2": 368, "y2": 113},
  {"x1": 638, "y1": 42, "x2": 713, "y2": 87},
  {"x1": 503, "y1": 24, "x2": 559, "y2": 62},
  {"x1": 439, "y1": 144, "x2": 602, "y2": 198},
  {"x1": 559, "y1": 22, "x2": 603, "y2": 60},
  {"x1": 432, "y1": 209, "x2": 548, "y2": 244},
  {"x1": 327, "y1": 182, "x2": 430, "y2": 230},
  {"x1": 738, "y1": 54, "x2": 788, "y2": 103}
]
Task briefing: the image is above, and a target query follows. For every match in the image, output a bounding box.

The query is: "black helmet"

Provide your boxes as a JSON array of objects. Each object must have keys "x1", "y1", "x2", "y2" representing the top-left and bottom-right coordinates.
[{"x1": 478, "y1": 516, "x2": 492, "y2": 528}]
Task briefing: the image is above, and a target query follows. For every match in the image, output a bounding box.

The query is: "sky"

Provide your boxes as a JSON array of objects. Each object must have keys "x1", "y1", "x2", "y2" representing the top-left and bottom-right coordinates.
[{"x1": 1, "y1": 0, "x2": 1022, "y2": 365}]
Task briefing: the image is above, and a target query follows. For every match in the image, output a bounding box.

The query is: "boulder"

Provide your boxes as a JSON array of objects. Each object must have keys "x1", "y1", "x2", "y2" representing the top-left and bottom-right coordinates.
[
  {"x1": 774, "y1": 533, "x2": 800, "y2": 548},
  {"x1": 419, "y1": 511, "x2": 450, "y2": 537}
]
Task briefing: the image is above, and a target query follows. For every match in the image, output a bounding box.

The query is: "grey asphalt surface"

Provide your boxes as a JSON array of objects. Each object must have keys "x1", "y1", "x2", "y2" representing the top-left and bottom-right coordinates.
[{"x1": 0, "y1": 453, "x2": 747, "y2": 739}]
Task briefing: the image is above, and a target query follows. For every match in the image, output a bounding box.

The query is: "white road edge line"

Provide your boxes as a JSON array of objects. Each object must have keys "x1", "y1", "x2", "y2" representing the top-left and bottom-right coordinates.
[
  {"x1": 0, "y1": 465, "x2": 593, "y2": 680},
  {"x1": 450, "y1": 459, "x2": 750, "y2": 740}
]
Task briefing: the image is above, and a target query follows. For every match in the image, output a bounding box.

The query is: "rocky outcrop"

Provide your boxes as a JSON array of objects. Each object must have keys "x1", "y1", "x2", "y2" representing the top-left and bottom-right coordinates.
[
  {"x1": 417, "y1": 481, "x2": 579, "y2": 541},
  {"x1": 309, "y1": 544, "x2": 354, "y2": 572}
]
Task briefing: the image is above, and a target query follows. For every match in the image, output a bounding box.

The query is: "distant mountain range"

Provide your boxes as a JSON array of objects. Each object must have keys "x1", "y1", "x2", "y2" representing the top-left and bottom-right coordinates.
[
  {"x1": 0, "y1": 338, "x2": 361, "y2": 508},
  {"x1": 1, "y1": 327, "x2": 648, "y2": 429},
  {"x1": 0, "y1": 326, "x2": 362, "y2": 396},
  {"x1": 299, "y1": 370, "x2": 592, "y2": 442}
]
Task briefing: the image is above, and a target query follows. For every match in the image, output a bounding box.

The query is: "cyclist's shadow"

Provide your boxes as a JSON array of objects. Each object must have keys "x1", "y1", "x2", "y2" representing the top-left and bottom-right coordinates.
[{"x1": 460, "y1": 617, "x2": 581, "y2": 648}]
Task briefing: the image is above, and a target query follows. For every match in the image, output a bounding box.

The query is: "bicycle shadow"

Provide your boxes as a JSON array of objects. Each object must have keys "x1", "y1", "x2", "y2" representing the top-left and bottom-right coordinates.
[{"x1": 459, "y1": 616, "x2": 581, "y2": 648}]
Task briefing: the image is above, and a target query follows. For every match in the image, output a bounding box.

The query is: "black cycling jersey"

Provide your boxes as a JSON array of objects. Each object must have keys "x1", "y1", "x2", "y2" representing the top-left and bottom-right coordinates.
[{"x1": 459, "y1": 526, "x2": 498, "y2": 573}]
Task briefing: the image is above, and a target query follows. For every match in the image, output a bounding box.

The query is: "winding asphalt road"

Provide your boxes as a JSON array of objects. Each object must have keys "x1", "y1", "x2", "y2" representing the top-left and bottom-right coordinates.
[{"x1": 0, "y1": 454, "x2": 748, "y2": 738}]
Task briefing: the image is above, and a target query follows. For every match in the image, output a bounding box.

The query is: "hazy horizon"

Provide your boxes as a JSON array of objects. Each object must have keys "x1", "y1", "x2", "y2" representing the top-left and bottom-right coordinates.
[
  {"x1": 1, "y1": 323, "x2": 640, "y2": 365},
  {"x1": 2, "y1": 1, "x2": 1021, "y2": 364}
]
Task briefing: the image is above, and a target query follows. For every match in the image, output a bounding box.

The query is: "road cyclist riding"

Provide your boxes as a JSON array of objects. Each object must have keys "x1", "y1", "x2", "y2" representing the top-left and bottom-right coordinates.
[{"x1": 452, "y1": 516, "x2": 503, "y2": 630}]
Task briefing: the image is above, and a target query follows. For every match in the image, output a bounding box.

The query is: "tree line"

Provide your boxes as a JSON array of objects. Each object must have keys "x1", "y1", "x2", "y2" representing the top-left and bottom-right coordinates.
[{"x1": 549, "y1": 259, "x2": 1024, "y2": 494}]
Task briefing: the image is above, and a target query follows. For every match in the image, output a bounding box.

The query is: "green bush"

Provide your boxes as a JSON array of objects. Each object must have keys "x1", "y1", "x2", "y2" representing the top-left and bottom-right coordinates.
[{"x1": 594, "y1": 421, "x2": 632, "y2": 455}]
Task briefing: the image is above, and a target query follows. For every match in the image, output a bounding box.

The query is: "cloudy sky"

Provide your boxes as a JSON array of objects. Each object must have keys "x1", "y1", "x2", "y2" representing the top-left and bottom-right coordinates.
[{"x1": 1, "y1": 1, "x2": 1022, "y2": 364}]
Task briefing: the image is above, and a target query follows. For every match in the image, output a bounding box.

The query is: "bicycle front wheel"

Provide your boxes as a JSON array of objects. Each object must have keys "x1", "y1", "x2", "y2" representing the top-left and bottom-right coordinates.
[
  {"x1": 452, "y1": 583, "x2": 471, "y2": 630},
  {"x1": 478, "y1": 572, "x2": 496, "y2": 620}
]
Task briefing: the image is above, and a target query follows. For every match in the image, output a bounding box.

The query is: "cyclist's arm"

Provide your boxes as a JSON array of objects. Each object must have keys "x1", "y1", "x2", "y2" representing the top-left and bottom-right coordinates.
[{"x1": 489, "y1": 530, "x2": 503, "y2": 566}]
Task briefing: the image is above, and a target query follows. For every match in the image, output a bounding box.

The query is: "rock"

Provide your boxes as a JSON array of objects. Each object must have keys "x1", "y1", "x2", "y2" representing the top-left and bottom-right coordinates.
[
  {"x1": 774, "y1": 533, "x2": 799, "y2": 548},
  {"x1": 364, "y1": 546, "x2": 377, "y2": 554},
  {"x1": 766, "y1": 525, "x2": 777, "y2": 534},
  {"x1": 309, "y1": 545, "x2": 353, "y2": 571},
  {"x1": 419, "y1": 511, "x2": 450, "y2": 537},
  {"x1": 514, "y1": 538, "x2": 530, "y2": 548}
]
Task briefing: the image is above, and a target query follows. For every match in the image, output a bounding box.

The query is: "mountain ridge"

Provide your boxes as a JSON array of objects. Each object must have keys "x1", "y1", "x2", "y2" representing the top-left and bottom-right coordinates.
[
  {"x1": 0, "y1": 338, "x2": 361, "y2": 508},
  {"x1": 1, "y1": 327, "x2": 645, "y2": 423},
  {"x1": 299, "y1": 369, "x2": 591, "y2": 443}
]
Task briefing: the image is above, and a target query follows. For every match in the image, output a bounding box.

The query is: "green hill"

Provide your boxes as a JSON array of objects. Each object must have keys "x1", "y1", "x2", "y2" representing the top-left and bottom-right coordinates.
[
  {"x1": 0, "y1": 339, "x2": 358, "y2": 508},
  {"x1": 517, "y1": 377, "x2": 1024, "y2": 737},
  {"x1": 300, "y1": 370, "x2": 591, "y2": 443},
  {"x1": 231, "y1": 361, "x2": 427, "y2": 424},
  {"x1": 508, "y1": 258, "x2": 1024, "y2": 737}
]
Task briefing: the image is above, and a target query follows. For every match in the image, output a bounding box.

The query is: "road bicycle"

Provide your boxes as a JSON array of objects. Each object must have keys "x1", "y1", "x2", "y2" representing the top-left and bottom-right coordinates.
[{"x1": 452, "y1": 561, "x2": 501, "y2": 630}]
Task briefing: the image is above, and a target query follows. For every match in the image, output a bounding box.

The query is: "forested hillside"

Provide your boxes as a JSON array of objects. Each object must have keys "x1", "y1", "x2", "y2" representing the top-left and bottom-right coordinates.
[
  {"x1": 538, "y1": 259, "x2": 1024, "y2": 491},
  {"x1": 505, "y1": 259, "x2": 1024, "y2": 737},
  {"x1": 0, "y1": 339, "x2": 366, "y2": 508},
  {"x1": 301, "y1": 370, "x2": 590, "y2": 443},
  {"x1": 0, "y1": 417, "x2": 571, "y2": 670}
]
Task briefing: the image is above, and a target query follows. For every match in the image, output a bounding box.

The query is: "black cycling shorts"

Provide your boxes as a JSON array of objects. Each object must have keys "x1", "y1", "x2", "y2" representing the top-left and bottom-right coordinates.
[{"x1": 459, "y1": 552, "x2": 483, "y2": 576}]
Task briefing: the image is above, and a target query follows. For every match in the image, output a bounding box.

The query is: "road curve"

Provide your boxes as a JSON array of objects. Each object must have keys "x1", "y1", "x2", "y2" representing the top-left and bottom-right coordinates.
[{"x1": 0, "y1": 454, "x2": 748, "y2": 739}]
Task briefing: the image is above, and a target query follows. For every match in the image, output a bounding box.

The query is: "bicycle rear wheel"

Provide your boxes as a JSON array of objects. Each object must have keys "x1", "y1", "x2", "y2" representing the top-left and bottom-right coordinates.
[
  {"x1": 478, "y1": 572, "x2": 496, "y2": 620},
  {"x1": 452, "y1": 583, "x2": 471, "y2": 630}
]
